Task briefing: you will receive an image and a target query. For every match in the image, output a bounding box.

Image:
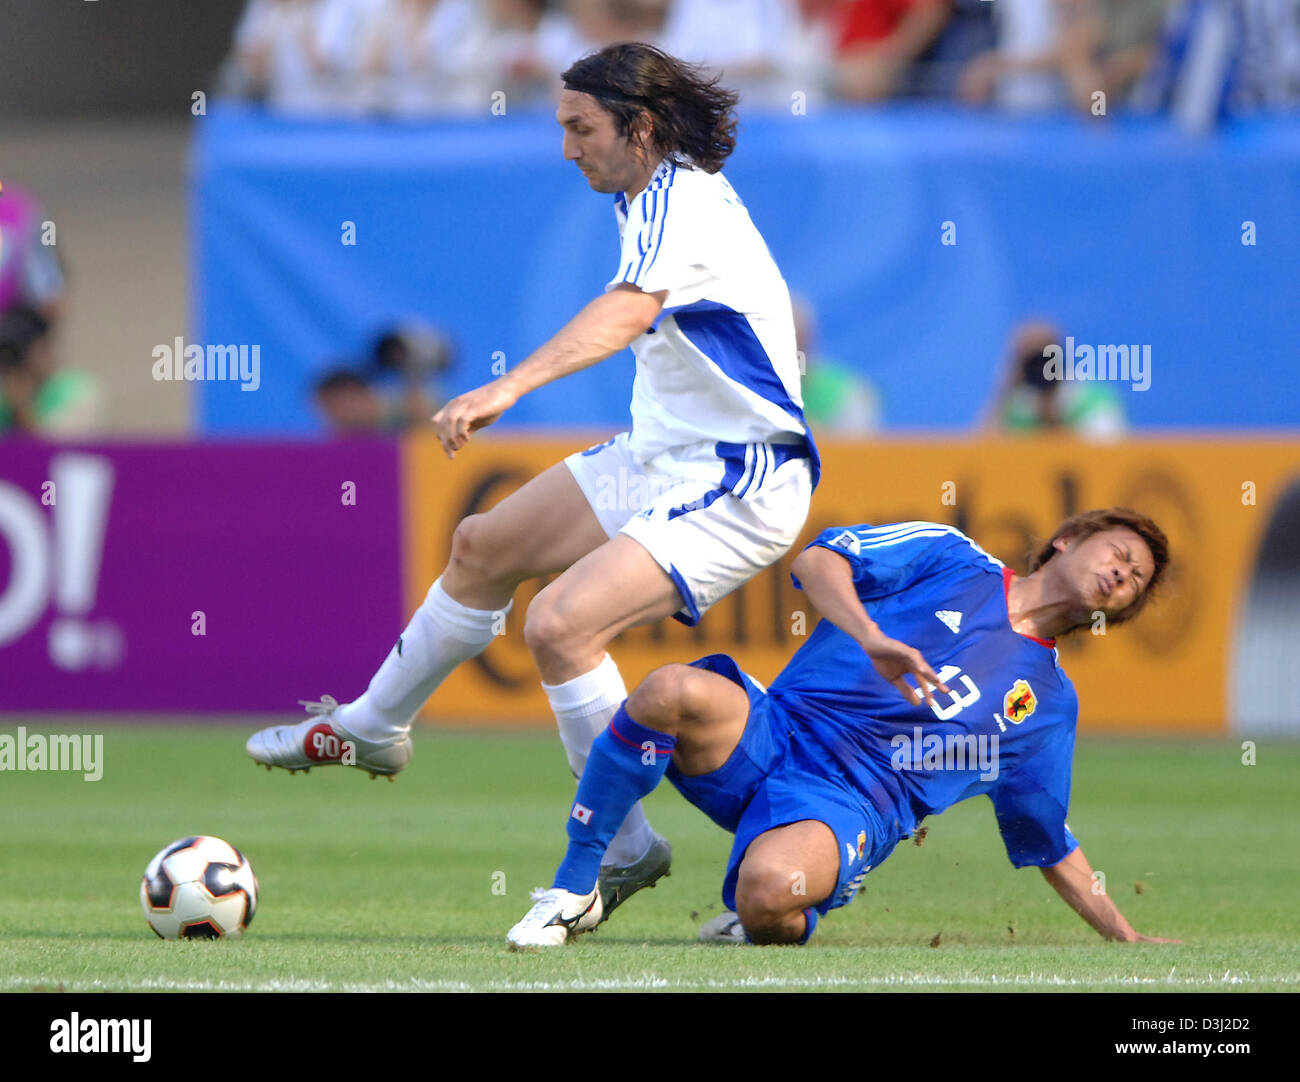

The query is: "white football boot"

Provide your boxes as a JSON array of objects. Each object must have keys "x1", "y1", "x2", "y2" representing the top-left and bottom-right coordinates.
[
  {"x1": 698, "y1": 910, "x2": 748, "y2": 944},
  {"x1": 245, "y1": 696, "x2": 412, "y2": 779},
  {"x1": 506, "y1": 886, "x2": 603, "y2": 950}
]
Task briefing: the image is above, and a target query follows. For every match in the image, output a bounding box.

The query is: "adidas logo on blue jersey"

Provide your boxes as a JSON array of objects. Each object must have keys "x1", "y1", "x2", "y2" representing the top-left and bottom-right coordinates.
[{"x1": 935, "y1": 609, "x2": 963, "y2": 634}]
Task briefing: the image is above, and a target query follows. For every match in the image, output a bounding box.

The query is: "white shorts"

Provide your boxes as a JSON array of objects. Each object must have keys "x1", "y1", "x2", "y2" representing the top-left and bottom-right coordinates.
[{"x1": 564, "y1": 432, "x2": 815, "y2": 625}]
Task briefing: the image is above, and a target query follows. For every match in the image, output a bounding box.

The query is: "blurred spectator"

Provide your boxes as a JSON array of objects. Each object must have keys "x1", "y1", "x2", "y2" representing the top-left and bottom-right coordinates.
[
  {"x1": 481, "y1": 0, "x2": 557, "y2": 105},
  {"x1": 0, "y1": 308, "x2": 102, "y2": 437},
  {"x1": 369, "y1": 321, "x2": 453, "y2": 385},
  {"x1": 315, "y1": 368, "x2": 404, "y2": 431},
  {"x1": 478, "y1": 0, "x2": 651, "y2": 107},
  {"x1": 0, "y1": 185, "x2": 95, "y2": 437},
  {"x1": 316, "y1": 0, "x2": 387, "y2": 112},
  {"x1": 351, "y1": 0, "x2": 421, "y2": 114},
  {"x1": 793, "y1": 297, "x2": 881, "y2": 434},
  {"x1": 225, "y1": 0, "x2": 672, "y2": 115},
  {"x1": 1084, "y1": 0, "x2": 1179, "y2": 104},
  {"x1": 353, "y1": 0, "x2": 495, "y2": 115},
  {"x1": 613, "y1": 0, "x2": 672, "y2": 37},
  {"x1": 1136, "y1": 0, "x2": 1300, "y2": 130},
  {"x1": 0, "y1": 183, "x2": 65, "y2": 322},
  {"x1": 229, "y1": 0, "x2": 339, "y2": 113},
  {"x1": 571, "y1": 0, "x2": 668, "y2": 40},
  {"x1": 533, "y1": 0, "x2": 663, "y2": 75},
  {"x1": 960, "y1": 0, "x2": 1173, "y2": 113},
  {"x1": 315, "y1": 321, "x2": 453, "y2": 433},
  {"x1": 903, "y1": 0, "x2": 996, "y2": 98},
  {"x1": 1234, "y1": 0, "x2": 1300, "y2": 109},
  {"x1": 984, "y1": 320, "x2": 1125, "y2": 440},
  {"x1": 660, "y1": 0, "x2": 811, "y2": 106},
  {"x1": 833, "y1": 0, "x2": 953, "y2": 102},
  {"x1": 959, "y1": 0, "x2": 1068, "y2": 110},
  {"x1": 222, "y1": 0, "x2": 1258, "y2": 116}
]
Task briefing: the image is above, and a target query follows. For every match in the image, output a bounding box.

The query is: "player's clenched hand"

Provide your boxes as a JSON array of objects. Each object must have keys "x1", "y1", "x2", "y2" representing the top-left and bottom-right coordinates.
[
  {"x1": 860, "y1": 633, "x2": 950, "y2": 710},
  {"x1": 432, "y1": 380, "x2": 519, "y2": 459}
]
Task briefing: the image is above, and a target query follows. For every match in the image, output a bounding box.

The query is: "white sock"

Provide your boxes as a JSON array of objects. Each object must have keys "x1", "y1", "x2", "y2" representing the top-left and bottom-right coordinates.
[
  {"x1": 543, "y1": 653, "x2": 659, "y2": 867},
  {"x1": 335, "y1": 577, "x2": 509, "y2": 742}
]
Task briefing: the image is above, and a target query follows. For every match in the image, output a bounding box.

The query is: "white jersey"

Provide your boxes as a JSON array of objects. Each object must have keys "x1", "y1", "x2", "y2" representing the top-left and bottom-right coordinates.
[{"x1": 607, "y1": 158, "x2": 816, "y2": 479}]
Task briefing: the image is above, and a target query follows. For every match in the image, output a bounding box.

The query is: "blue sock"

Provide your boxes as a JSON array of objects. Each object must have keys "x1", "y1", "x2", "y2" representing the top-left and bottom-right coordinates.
[{"x1": 552, "y1": 705, "x2": 676, "y2": 894}]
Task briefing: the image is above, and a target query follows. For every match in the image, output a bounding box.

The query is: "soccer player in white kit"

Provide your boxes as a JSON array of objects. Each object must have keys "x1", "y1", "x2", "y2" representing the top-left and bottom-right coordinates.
[{"x1": 247, "y1": 42, "x2": 899, "y2": 921}]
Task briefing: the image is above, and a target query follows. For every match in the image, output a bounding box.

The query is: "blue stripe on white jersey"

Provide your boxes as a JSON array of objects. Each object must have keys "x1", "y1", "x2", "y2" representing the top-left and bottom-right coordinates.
[
  {"x1": 662, "y1": 299, "x2": 808, "y2": 431},
  {"x1": 736, "y1": 444, "x2": 758, "y2": 497},
  {"x1": 752, "y1": 444, "x2": 770, "y2": 493},
  {"x1": 636, "y1": 190, "x2": 653, "y2": 281},
  {"x1": 664, "y1": 440, "x2": 749, "y2": 521},
  {"x1": 640, "y1": 164, "x2": 675, "y2": 283},
  {"x1": 622, "y1": 163, "x2": 677, "y2": 288},
  {"x1": 609, "y1": 161, "x2": 817, "y2": 483}
]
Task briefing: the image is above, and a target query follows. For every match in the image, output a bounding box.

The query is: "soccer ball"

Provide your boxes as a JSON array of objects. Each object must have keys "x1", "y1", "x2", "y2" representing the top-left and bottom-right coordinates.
[{"x1": 140, "y1": 835, "x2": 258, "y2": 939}]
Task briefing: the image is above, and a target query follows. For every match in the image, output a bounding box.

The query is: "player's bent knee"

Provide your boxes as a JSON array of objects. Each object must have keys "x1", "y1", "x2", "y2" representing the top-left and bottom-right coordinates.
[
  {"x1": 735, "y1": 898, "x2": 805, "y2": 945},
  {"x1": 735, "y1": 863, "x2": 808, "y2": 931},
  {"x1": 626, "y1": 664, "x2": 696, "y2": 726},
  {"x1": 521, "y1": 589, "x2": 586, "y2": 661},
  {"x1": 448, "y1": 514, "x2": 514, "y2": 584}
]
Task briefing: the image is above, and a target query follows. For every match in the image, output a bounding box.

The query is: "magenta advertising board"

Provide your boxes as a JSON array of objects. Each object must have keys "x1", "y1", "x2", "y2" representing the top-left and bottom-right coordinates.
[{"x1": 0, "y1": 440, "x2": 404, "y2": 712}]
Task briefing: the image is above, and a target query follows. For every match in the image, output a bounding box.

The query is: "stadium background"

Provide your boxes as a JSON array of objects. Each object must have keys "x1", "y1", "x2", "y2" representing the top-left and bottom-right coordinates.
[
  {"x1": 0, "y1": 0, "x2": 1294, "y2": 733},
  {"x1": 3, "y1": 1, "x2": 1300, "y2": 1005},
  {"x1": 2, "y1": 0, "x2": 1299, "y2": 737}
]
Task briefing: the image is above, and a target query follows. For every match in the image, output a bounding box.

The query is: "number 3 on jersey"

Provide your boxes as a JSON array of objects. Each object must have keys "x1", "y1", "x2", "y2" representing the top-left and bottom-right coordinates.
[{"x1": 928, "y1": 664, "x2": 980, "y2": 720}]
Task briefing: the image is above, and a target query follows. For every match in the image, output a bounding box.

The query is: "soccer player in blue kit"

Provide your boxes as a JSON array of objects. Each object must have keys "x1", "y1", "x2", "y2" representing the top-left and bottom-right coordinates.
[{"x1": 508, "y1": 508, "x2": 1181, "y2": 947}]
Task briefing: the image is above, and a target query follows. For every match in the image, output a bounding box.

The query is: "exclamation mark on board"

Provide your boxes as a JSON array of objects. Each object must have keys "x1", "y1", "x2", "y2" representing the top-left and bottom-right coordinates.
[{"x1": 48, "y1": 453, "x2": 121, "y2": 670}]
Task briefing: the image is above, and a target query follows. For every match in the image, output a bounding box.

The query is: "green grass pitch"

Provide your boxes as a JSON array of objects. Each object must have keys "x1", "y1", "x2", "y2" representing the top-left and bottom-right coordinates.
[{"x1": 1, "y1": 726, "x2": 1297, "y2": 992}]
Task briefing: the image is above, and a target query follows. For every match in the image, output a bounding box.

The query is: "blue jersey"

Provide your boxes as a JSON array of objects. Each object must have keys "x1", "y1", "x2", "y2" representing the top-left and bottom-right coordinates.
[{"x1": 770, "y1": 521, "x2": 1080, "y2": 871}]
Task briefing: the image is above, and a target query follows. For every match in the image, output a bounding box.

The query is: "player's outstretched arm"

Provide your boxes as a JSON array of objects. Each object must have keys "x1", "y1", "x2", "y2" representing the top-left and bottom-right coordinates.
[
  {"x1": 1040, "y1": 844, "x2": 1181, "y2": 943},
  {"x1": 431, "y1": 283, "x2": 666, "y2": 458},
  {"x1": 790, "y1": 545, "x2": 949, "y2": 709}
]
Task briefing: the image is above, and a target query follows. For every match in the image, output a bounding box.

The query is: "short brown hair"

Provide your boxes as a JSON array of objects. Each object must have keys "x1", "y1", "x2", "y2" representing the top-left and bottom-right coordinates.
[{"x1": 1028, "y1": 507, "x2": 1170, "y2": 624}]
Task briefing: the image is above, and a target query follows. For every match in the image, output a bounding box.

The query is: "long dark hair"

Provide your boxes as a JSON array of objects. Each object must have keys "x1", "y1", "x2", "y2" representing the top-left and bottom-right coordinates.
[{"x1": 562, "y1": 43, "x2": 739, "y2": 174}]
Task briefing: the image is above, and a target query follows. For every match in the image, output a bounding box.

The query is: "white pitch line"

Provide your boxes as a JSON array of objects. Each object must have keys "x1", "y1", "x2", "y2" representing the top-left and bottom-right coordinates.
[{"x1": 3, "y1": 973, "x2": 1296, "y2": 993}]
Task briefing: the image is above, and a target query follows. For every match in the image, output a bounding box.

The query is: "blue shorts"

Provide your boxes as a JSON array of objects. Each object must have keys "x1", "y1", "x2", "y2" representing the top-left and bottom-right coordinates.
[{"x1": 664, "y1": 653, "x2": 884, "y2": 916}]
